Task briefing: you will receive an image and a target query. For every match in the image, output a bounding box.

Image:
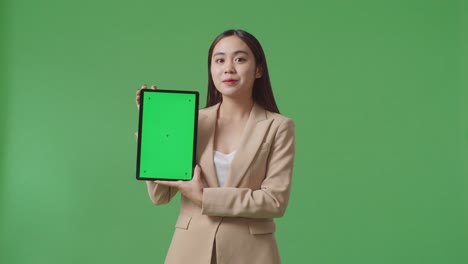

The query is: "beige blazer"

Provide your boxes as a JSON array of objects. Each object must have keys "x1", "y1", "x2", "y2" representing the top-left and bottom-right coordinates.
[{"x1": 146, "y1": 103, "x2": 295, "y2": 264}]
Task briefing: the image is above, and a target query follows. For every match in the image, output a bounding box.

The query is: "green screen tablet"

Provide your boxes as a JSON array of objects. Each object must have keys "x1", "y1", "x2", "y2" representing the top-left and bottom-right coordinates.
[{"x1": 136, "y1": 89, "x2": 199, "y2": 181}]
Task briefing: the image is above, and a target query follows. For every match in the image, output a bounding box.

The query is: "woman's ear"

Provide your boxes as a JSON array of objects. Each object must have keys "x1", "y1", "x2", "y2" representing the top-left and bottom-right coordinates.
[{"x1": 255, "y1": 66, "x2": 263, "y2": 79}]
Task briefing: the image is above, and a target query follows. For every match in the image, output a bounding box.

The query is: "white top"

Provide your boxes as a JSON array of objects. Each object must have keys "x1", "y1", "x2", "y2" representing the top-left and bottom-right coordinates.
[{"x1": 214, "y1": 151, "x2": 236, "y2": 187}]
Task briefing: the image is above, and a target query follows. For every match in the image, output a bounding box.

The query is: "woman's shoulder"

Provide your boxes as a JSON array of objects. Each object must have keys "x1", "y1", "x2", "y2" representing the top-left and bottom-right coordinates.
[
  {"x1": 197, "y1": 103, "x2": 294, "y2": 127},
  {"x1": 263, "y1": 108, "x2": 294, "y2": 125},
  {"x1": 262, "y1": 108, "x2": 295, "y2": 141},
  {"x1": 265, "y1": 110, "x2": 291, "y2": 121},
  {"x1": 198, "y1": 104, "x2": 218, "y2": 114},
  {"x1": 255, "y1": 105, "x2": 295, "y2": 135},
  {"x1": 197, "y1": 104, "x2": 218, "y2": 120}
]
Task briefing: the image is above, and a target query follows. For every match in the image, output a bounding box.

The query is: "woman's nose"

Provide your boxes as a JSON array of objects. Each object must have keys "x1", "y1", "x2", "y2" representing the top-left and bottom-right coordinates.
[{"x1": 223, "y1": 62, "x2": 235, "y2": 73}]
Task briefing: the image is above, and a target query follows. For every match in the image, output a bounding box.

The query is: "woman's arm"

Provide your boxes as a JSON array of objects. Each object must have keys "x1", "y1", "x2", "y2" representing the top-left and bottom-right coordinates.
[
  {"x1": 146, "y1": 181, "x2": 178, "y2": 205},
  {"x1": 201, "y1": 118, "x2": 295, "y2": 218}
]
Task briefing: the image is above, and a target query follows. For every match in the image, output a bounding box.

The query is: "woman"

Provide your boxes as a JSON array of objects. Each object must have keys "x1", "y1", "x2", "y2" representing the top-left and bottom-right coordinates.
[{"x1": 136, "y1": 29, "x2": 295, "y2": 264}]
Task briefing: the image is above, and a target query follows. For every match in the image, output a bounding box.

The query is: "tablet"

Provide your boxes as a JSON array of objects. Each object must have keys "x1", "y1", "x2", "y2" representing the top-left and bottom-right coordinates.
[{"x1": 136, "y1": 89, "x2": 199, "y2": 181}]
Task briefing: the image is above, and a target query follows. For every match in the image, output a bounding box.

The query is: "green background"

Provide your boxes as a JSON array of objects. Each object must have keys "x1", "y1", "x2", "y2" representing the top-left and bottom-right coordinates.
[{"x1": 1, "y1": 0, "x2": 467, "y2": 263}]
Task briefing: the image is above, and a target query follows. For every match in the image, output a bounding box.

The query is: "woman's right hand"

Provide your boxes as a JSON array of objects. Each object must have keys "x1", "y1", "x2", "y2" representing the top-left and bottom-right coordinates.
[{"x1": 135, "y1": 84, "x2": 157, "y2": 140}]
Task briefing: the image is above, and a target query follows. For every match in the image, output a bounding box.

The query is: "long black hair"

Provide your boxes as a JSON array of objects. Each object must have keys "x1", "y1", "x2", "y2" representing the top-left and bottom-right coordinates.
[{"x1": 206, "y1": 29, "x2": 280, "y2": 114}]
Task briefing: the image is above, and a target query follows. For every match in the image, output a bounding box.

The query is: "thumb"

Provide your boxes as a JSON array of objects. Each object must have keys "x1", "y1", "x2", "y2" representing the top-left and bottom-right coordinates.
[
  {"x1": 193, "y1": 165, "x2": 201, "y2": 179},
  {"x1": 194, "y1": 165, "x2": 208, "y2": 187}
]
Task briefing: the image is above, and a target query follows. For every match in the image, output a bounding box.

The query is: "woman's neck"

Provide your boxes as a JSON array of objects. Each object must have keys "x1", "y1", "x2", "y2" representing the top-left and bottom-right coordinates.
[{"x1": 218, "y1": 97, "x2": 254, "y2": 121}]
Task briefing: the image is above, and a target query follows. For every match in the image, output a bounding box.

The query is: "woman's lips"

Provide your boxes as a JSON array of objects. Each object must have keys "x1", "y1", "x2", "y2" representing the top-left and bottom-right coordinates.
[{"x1": 223, "y1": 79, "x2": 238, "y2": 84}]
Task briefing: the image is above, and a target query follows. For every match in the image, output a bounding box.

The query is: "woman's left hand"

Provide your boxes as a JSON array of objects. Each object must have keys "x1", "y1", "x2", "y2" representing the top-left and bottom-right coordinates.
[{"x1": 154, "y1": 165, "x2": 206, "y2": 207}]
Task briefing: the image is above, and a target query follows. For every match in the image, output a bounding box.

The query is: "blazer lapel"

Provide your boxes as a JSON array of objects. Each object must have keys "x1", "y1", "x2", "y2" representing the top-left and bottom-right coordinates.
[
  {"x1": 225, "y1": 103, "x2": 273, "y2": 187},
  {"x1": 197, "y1": 103, "x2": 220, "y2": 187}
]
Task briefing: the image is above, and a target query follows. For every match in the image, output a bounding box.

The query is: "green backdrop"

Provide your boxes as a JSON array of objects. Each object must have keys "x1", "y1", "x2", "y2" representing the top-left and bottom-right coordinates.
[{"x1": 1, "y1": 0, "x2": 467, "y2": 263}]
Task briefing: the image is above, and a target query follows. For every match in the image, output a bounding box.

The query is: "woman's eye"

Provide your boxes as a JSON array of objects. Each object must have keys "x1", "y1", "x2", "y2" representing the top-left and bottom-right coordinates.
[
  {"x1": 215, "y1": 58, "x2": 224, "y2": 63},
  {"x1": 235, "y1": 58, "x2": 246, "y2": 62}
]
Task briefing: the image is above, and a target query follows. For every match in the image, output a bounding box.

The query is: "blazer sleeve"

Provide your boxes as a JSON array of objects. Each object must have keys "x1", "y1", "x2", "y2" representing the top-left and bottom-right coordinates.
[
  {"x1": 201, "y1": 118, "x2": 295, "y2": 218},
  {"x1": 146, "y1": 181, "x2": 178, "y2": 205}
]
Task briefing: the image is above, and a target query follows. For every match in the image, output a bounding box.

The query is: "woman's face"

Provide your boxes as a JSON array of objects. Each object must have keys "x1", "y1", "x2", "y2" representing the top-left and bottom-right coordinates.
[{"x1": 210, "y1": 36, "x2": 262, "y2": 101}]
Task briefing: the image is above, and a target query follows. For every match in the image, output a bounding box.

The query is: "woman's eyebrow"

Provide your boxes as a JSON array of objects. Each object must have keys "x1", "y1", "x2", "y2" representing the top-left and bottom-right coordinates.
[
  {"x1": 233, "y1": 50, "x2": 249, "y2": 55},
  {"x1": 213, "y1": 50, "x2": 249, "y2": 57}
]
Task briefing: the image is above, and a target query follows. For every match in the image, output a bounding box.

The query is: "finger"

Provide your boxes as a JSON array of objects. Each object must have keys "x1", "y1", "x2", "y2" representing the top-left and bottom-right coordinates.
[
  {"x1": 193, "y1": 165, "x2": 201, "y2": 179},
  {"x1": 151, "y1": 85, "x2": 157, "y2": 90},
  {"x1": 194, "y1": 165, "x2": 207, "y2": 187},
  {"x1": 136, "y1": 84, "x2": 147, "y2": 108},
  {"x1": 137, "y1": 84, "x2": 147, "y2": 94},
  {"x1": 135, "y1": 132, "x2": 138, "y2": 140},
  {"x1": 154, "y1": 180, "x2": 179, "y2": 188}
]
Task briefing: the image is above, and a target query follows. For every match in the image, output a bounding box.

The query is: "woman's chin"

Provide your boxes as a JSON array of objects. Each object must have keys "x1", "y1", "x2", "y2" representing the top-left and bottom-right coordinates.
[{"x1": 216, "y1": 85, "x2": 252, "y2": 99}]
